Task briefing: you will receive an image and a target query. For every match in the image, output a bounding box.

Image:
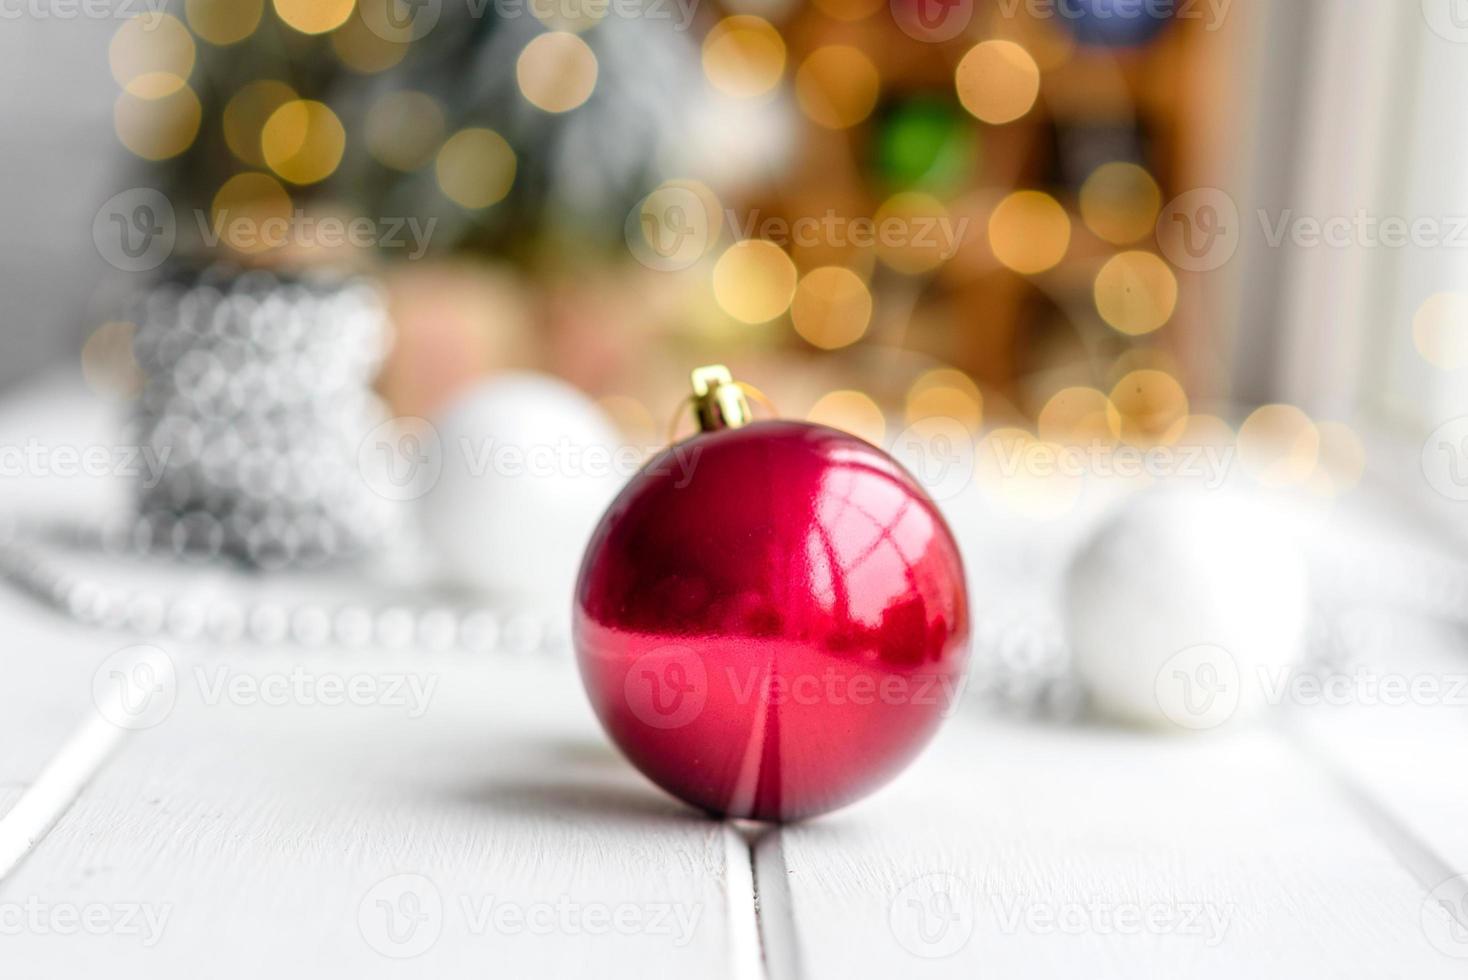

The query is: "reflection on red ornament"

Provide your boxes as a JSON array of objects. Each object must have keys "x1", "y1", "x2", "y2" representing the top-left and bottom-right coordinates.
[{"x1": 575, "y1": 367, "x2": 970, "y2": 821}]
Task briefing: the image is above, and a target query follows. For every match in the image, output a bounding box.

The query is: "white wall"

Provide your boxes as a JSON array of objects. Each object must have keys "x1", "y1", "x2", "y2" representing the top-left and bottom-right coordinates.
[{"x1": 0, "y1": 8, "x2": 127, "y2": 390}]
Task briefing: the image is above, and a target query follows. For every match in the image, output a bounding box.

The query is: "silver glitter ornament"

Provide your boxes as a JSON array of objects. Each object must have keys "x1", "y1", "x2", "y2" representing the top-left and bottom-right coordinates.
[{"x1": 131, "y1": 265, "x2": 398, "y2": 569}]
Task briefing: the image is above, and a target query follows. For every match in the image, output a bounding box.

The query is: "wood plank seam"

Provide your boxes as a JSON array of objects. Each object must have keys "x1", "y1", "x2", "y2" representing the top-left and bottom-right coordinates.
[
  {"x1": 0, "y1": 711, "x2": 129, "y2": 881},
  {"x1": 750, "y1": 826, "x2": 800, "y2": 980},
  {"x1": 725, "y1": 824, "x2": 768, "y2": 980},
  {"x1": 1288, "y1": 729, "x2": 1468, "y2": 936}
]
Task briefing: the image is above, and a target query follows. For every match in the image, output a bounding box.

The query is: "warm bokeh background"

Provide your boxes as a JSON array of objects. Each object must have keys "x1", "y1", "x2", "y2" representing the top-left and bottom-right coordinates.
[{"x1": 10, "y1": 0, "x2": 1463, "y2": 512}]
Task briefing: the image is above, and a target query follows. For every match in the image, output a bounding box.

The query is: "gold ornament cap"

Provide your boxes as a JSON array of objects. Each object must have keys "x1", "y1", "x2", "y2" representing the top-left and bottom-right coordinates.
[{"x1": 690, "y1": 365, "x2": 753, "y2": 432}]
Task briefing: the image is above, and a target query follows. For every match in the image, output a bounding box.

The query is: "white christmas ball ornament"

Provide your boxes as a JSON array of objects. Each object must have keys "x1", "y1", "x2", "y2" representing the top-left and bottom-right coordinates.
[
  {"x1": 1064, "y1": 490, "x2": 1309, "y2": 732},
  {"x1": 420, "y1": 374, "x2": 622, "y2": 600}
]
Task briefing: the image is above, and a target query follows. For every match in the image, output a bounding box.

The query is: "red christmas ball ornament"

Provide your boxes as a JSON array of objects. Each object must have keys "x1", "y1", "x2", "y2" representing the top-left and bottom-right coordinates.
[{"x1": 574, "y1": 366, "x2": 970, "y2": 821}]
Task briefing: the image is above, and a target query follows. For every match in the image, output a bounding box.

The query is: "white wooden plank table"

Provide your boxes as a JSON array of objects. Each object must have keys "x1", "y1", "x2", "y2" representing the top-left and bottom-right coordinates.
[
  {"x1": 0, "y1": 380, "x2": 165, "y2": 831},
  {"x1": 0, "y1": 373, "x2": 1465, "y2": 978},
  {"x1": 0, "y1": 653, "x2": 750, "y2": 978},
  {"x1": 769, "y1": 719, "x2": 1464, "y2": 979}
]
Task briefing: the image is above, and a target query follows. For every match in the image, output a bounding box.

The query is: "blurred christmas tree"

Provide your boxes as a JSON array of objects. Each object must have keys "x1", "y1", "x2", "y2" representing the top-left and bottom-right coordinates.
[
  {"x1": 139, "y1": 0, "x2": 713, "y2": 265},
  {"x1": 107, "y1": 0, "x2": 1227, "y2": 448}
]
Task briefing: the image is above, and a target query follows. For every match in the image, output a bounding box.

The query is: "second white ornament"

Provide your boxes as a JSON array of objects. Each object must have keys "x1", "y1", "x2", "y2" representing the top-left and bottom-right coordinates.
[
  {"x1": 1064, "y1": 489, "x2": 1310, "y2": 732},
  {"x1": 419, "y1": 373, "x2": 622, "y2": 601}
]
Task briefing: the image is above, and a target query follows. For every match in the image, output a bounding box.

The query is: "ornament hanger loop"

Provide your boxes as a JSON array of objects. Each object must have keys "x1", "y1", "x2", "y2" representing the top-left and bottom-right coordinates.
[
  {"x1": 667, "y1": 365, "x2": 778, "y2": 443},
  {"x1": 734, "y1": 382, "x2": 778, "y2": 419}
]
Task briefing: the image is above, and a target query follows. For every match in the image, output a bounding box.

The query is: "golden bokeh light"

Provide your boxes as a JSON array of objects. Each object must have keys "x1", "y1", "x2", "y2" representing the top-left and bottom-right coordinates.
[
  {"x1": 1022, "y1": 18, "x2": 1076, "y2": 71},
  {"x1": 795, "y1": 45, "x2": 879, "y2": 129},
  {"x1": 988, "y1": 190, "x2": 1070, "y2": 275},
  {"x1": 1038, "y1": 386, "x2": 1115, "y2": 445},
  {"x1": 808, "y1": 390, "x2": 886, "y2": 446},
  {"x1": 1175, "y1": 413, "x2": 1235, "y2": 449},
  {"x1": 516, "y1": 32, "x2": 599, "y2": 113},
  {"x1": 109, "y1": 13, "x2": 194, "y2": 98},
  {"x1": 81, "y1": 322, "x2": 145, "y2": 400},
  {"x1": 712, "y1": 240, "x2": 798, "y2": 324},
  {"x1": 366, "y1": 91, "x2": 444, "y2": 171},
  {"x1": 114, "y1": 86, "x2": 201, "y2": 160},
  {"x1": 1109, "y1": 345, "x2": 1181, "y2": 381},
  {"x1": 1315, "y1": 420, "x2": 1366, "y2": 494},
  {"x1": 791, "y1": 266, "x2": 872, "y2": 349},
  {"x1": 1107, "y1": 369, "x2": 1189, "y2": 446},
  {"x1": 223, "y1": 81, "x2": 296, "y2": 167},
  {"x1": 273, "y1": 0, "x2": 355, "y2": 34},
  {"x1": 531, "y1": 0, "x2": 608, "y2": 33},
  {"x1": 955, "y1": 40, "x2": 1041, "y2": 125},
  {"x1": 1412, "y1": 292, "x2": 1468, "y2": 369},
  {"x1": 262, "y1": 100, "x2": 346, "y2": 185},
  {"x1": 597, "y1": 395, "x2": 656, "y2": 444},
  {"x1": 1094, "y1": 251, "x2": 1178, "y2": 335},
  {"x1": 436, "y1": 128, "x2": 517, "y2": 209},
  {"x1": 331, "y1": 8, "x2": 410, "y2": 73},
  {"x1": 1238, "y1": 404, "x2": 1320, "y2": 487},
  {"x1": 186, "y1": 0, "x2": 263, "y2": 46},
  {"x1": 876, "y1": 192, "x2": 956, "y2": 275},
  {"x1": 905, "y1": 368, "x2": 983, "y2": 431},
  {"x1": 975, "y1": 428, "x2": 1083, "y2": 520},
  {"x1": 210, "y1": 172, "x2": 293, "y2": 254},
  {"x1": 1080, "y1": 162, "x2": 1162, "y2": 245},
  {"x1": 812, "y1": 0, "x2": 884, "y2": 20},
  {"x1": 702, "y1": 16, "x2": 785, "y2": 99}
]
